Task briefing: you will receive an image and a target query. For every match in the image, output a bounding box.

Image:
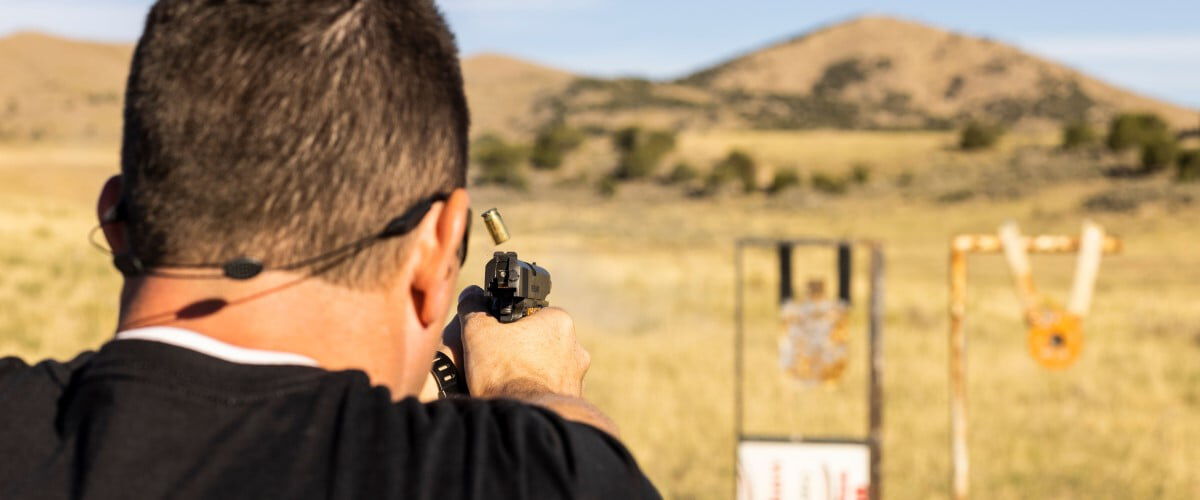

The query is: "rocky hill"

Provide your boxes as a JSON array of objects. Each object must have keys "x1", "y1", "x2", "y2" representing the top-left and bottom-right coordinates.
[{"x1": 541, "y1": 16, "x2": 1196, "y2": 133}]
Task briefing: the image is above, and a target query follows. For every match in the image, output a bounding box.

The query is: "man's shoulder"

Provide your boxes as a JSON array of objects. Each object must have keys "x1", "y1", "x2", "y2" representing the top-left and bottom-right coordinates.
[
  {"x1": 0, "y1": 351, "x2": 95, "y2": 391},
  {"x1": 397, "y1": 397, "x2": 660, "y2": 499}
]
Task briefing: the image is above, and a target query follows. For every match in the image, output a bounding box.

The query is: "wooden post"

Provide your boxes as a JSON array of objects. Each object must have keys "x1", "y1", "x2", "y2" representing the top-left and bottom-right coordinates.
[
  {"x1": 868, "y1": 244, "x2": 885, "y2": 500},
  {"x1": 947, "y1": 231, "x2": 1121, "y2": 500},
  {"x1": 949, "y1": 237, "x2": 971, "y2": 500}
]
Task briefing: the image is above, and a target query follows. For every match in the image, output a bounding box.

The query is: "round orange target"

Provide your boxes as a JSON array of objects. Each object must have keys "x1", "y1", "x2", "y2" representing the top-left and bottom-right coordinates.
[{"x1": 1026, "y1": 311, "x2": 1083, "y2": 369}]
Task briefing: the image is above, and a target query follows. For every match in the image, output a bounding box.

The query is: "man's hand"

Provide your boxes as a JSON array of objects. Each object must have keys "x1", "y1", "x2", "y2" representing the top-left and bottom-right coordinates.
[{"x1": 446, "y1": 286, "x2": 617, "y2": 435}]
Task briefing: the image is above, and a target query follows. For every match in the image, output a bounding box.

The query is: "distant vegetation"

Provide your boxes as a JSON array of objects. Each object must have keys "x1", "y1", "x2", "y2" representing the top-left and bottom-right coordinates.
[
  {"x1": 664, "y1": 162, "x2": 699, "y2": 185},
  {"x1": 465, "y1": 108, "x2": 1193, "y2": 218},
  {"x1": 1106, "y1": 113, "x2": 1170, "y2": 153},
  {"x1": 529, "y1": 123, "x2": 585, "y2": 170},
  {"x1": 611, "y1": 127, "x2": 677, "y2": 180},
  {"x1": 1060, "y1": 121, "x2": 1098, "y2": 150},
  {"x1": 766, "y1": 168, "x2": 801, "y2": 195},
  {"x1": 706, "y1": 150, "x2": 758, "y2": 194},
  {"x1": 471, "y1": 134, "x2": 528, "y2": 189},
  {"x1": 958, "y1": 121, "x2": 1004, "y2": 151},
  {"x1": 1177, "y1": 150, "x2": 1200, "y2": 182}
]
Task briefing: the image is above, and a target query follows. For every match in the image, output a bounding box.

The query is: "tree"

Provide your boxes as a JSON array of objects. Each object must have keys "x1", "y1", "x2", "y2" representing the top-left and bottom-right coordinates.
[
  {"x1": 959, "y1": 121, "x2": 1003, "y2": 151},
  {"x1": 1106, "y1": 113, "x2": 1170, "y2": 152},
  {"x1": 1140, "y1": 138, "x2": 1178, "y2": 173},
  {"x1": 1061, "y1": 121, "x2": 1098, "y2": 150},
  {"x1": 811, "y1": 171, "x2": 848, "y2": 195},
  {"x1": 529, "y1": 124, "x2": 585, "y2": 170},
  {"x1": 595, "y1": 176, "x2": 618, "y2": 198},
  {"x1": 849, "y1": 163, "x2": 872, "y2": 185},
  {"x1": 611, "y1": 127, "x2": 676, "y2": 180},
  {"x1": 1177, "y1": 149, "x2": 1200, "y2": 182},
  {"x1": 710, "y1": 150, "x2": 758, "y2": 193},
  {"x1": 472, "y1": 134, "x2": 528, "y2": 189},
  {"x1": 766, "y1": 168, "x2": 802, "y2": 195},
  {"x1": 664, "y1": 162, "x2": 698, "y2": 185}
]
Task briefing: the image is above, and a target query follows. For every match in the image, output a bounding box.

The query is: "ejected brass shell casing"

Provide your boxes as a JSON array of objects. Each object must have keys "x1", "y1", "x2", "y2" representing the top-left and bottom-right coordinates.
[{"x1": 481, "y1": 208, "x2": 510, "y2": 245}]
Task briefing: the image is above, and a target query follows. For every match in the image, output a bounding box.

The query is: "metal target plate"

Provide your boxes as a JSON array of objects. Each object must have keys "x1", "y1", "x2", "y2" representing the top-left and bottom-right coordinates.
[
  {"x1": 1027, "y1": 309, "x2": 1083, "y2": 370},
  {"x1": 779, "y1": 298, "x2": 850, "y2": 385}
]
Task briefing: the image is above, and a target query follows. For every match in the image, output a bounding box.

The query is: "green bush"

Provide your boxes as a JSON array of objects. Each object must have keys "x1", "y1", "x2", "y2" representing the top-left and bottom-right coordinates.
[
  {"x1": 1061, "y1": 121, "x2": 1098, "y2": 150},
  {"x1": 1175, "y1": 149, "x2": 1200, "y2": 182},
  {"x1": 849, "y1": 163, "x2": 872, "y2": 185},
  {"x1": 1140, "y1": 138, "x2": 1178, "y2": 172},
  {"x1": 612, "y1": 127, "x2": 677, "y2": 179},
  {"x1": 811, "y1": 171, "x2": 848, "y2": 195},
  {"x1": 766, "y1": 168, "x2": 802, "y2": 195},
  {"x1": 529, "y1": 124, "x2": 585, "y2": 170},
  {"x1": 664, "y1": 162, "x2": 698, "y2": 185},
  {"x1": 595, "y1": 176, "x2": 618, "y2": 198},
  {"x1": 959, "y1": 121, "x2": 1003, "y2": 151},
  {"x1": 711, "y1": 150, "x2": 758, "y2": 193},
  {"x1": 472, "y1": 134, "x2": 528, "y2": 189},
  {"x1": 1106, "y1": 113, "x2": 1170, "y2": 152}
]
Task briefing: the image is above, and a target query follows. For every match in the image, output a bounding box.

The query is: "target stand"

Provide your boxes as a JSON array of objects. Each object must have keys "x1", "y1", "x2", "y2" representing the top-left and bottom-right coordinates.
[
  {"x1": 947, "y1": 222, "x2": 1122, "y2": 500},
  {"x1": 733, "y1": 238, "x2": 885, "y2": 500}
]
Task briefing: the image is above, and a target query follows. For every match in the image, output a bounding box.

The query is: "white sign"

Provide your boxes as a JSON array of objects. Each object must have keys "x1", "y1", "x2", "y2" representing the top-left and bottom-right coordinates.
[{"x1": 737, "y1": 440, "x2": 870, "y2": 500}]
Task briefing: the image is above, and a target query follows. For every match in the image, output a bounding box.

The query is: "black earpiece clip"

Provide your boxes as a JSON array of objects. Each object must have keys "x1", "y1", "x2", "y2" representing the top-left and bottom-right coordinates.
[
  {"x1": 113, "y1": 253, "x2": 144, "y2": 276},
  {"x1": 222, "y1": 257, "x2": 265, "y2": 280}
]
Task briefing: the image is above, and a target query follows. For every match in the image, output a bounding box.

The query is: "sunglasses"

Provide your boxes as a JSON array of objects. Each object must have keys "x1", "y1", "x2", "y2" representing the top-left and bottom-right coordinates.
[{"x1": 101, "y1": 193, "x2": 470, "y2": 280}]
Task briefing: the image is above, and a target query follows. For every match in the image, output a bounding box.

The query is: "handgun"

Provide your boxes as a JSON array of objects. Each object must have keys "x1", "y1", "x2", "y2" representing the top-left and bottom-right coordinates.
[{"x1": 484, "y1": 251, "x2": 551, "y2": 323}]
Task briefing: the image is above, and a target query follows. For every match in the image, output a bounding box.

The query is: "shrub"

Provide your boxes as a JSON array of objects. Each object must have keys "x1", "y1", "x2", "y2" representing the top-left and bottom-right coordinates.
[
  {"x1": 1106, "y1": 112, "x2": 1170, "y2": 152},
  {"x1": 849, "y1": 163, "x2": 872, "y2": 185},
  {"x1": 1061, "y1": 121, "x2": 1098, "y2": 150},
  {"x1": 529, "y1": 124, "x2": 585, "y2": 170},
  {"x1": 595, "y1": 176, "x2": 618, "y2": 198},
  {"x1": 612, "y1": 127, "x2": 677, "y2": 180},
  {"x1": 959, "y1": 121, "x2": 1003, "y2": 151},
  {"x1": 1141, "y1": 138, "x2": 1178, "y2": 172},
  {"x1": 1176, "y1": 149, "x2": 1200, "y2": 182},
  {"x1": 472, "y1": 134, "x2": 528, "y2": 189},
  {"x1": 811, "y1": 171, "x2": 848, "y2": 195},
  {"x1": 766, "y1": 168, "x2": 802, "y2": 195},
  {"x1": 1083, "y1": 186, "x2": 1163, "y2": 212},
  {"x1": 711, "y1": 150, "x2": 758, "y2": 193},
  {"x1": 664, "y1": 162, "x2": 698, "y2": 185}
]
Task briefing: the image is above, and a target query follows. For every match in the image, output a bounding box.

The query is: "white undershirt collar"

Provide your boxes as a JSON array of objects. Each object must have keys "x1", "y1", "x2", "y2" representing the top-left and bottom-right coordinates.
[{"x1": 115, "y1": 326, "x2": 320, "y2": 367}]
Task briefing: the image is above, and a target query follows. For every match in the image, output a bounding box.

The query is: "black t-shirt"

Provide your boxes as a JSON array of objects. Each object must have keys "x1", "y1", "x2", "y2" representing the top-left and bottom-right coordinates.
[{"x1": 0, "y1": 340, "x2": 659, "y2": 499}]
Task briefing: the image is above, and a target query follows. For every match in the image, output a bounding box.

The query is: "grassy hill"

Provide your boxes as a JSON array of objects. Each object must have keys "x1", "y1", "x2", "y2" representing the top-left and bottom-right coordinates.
[{"x1": 0, "y1": 32, "x2": 132, "y2": 144}]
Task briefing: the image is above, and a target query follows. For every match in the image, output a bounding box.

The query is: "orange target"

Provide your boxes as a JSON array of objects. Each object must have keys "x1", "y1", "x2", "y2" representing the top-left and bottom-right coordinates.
[{"x1": 1026, "y1": 310, "x2": 1083, "y2": 370}]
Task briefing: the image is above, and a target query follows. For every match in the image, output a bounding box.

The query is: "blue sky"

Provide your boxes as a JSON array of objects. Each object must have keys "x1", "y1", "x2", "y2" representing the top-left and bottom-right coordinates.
[{"x1": 2, "y1": 0, "x2": 1197, "y2": 108}]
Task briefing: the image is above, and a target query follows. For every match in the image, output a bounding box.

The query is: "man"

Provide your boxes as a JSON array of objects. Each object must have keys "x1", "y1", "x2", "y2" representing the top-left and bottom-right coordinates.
[{"x1": 0, "y1": 0, "x2": 659, "y2": 498}]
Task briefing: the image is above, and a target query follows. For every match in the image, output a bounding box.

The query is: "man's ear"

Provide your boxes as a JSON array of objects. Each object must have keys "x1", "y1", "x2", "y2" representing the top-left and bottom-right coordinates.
[
  {"x1": 97, "y1": 175, "x2": 127, "y2": 254},
  {"x1": 410, "y1": 188, "x2": 471, "y2": 328}
]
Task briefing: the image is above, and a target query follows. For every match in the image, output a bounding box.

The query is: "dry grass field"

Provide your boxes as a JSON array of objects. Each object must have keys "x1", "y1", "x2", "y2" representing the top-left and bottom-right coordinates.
[{"x1": 2, "y1": 141, "x2": 1199, "y2": 499}]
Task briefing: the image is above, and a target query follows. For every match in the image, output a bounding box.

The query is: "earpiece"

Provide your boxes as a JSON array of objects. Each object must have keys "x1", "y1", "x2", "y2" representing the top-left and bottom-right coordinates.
[{"x1": 101, "y1": 199, "x2": 127, "y2": 225}]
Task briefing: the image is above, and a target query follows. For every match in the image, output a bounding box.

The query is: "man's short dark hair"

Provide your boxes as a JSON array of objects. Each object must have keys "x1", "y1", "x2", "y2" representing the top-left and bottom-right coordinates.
[{"x1": 120, "y1": 0, "x2": 469, "y2": 288}]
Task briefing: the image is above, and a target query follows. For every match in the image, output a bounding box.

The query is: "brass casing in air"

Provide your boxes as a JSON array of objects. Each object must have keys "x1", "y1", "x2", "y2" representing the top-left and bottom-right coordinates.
[{"x1": 481, "y1": 208, "x2": 510, "y2": 245}]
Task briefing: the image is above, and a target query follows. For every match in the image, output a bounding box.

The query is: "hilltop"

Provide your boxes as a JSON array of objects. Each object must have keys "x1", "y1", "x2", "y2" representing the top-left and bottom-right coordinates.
[
  {"x1": 542, "y1": 16, "x2": 1196, "y2": 133},
  {"x1": 1, "y1": 17, "x2": 1196, "y2": 144}
]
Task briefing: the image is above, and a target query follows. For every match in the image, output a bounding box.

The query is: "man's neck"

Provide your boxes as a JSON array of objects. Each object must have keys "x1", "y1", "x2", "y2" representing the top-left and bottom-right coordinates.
[{"x1": 117, "y1": 272, "x2": 426, "y2": 396}]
